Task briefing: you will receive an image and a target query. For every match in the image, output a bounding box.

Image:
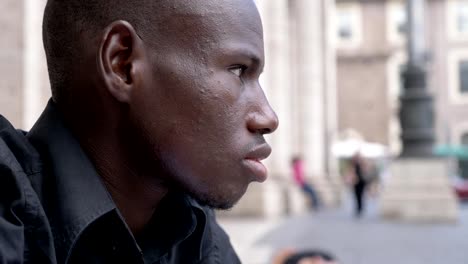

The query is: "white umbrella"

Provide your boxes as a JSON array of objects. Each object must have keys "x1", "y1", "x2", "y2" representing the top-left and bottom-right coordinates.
[{"x1": 331, "y1": 139, "x2": 388, "y2": 158}]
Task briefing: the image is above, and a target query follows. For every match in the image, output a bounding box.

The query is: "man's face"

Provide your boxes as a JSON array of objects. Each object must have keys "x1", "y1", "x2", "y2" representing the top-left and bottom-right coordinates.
[{"x1": 130, "y1": 0, "x2": 278, "y2": 209}]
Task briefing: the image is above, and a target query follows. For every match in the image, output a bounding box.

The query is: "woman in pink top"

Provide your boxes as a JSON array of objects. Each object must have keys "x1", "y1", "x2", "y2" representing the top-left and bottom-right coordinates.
[{"x1": 292, "y1": 156, "x2": 321, "y2": 210}]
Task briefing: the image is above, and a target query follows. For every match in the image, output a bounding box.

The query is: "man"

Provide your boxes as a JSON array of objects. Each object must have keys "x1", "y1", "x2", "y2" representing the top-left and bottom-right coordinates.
[{"x1": 0, "y1": 0, "x2": 278, "y2": 263}]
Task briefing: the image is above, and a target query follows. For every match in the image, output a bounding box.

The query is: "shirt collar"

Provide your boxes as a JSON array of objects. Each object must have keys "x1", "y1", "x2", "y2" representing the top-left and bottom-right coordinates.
[
  {"x1": 138, "y1": 193, "x2": 197, "y2": 263},
  {"x1": 27, "y1": 100, "x2": 208, "y2": 263},
  {"x1": 27, "y1": 100, "x2": 116, "y2": 263}
]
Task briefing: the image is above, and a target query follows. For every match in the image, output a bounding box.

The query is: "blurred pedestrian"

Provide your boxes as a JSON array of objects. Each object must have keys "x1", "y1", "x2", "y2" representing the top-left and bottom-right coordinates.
[
  {"x1": 292, "y1": 156, "x2": 321, "y2": 210},
  {"x1": 350, "y1": 152, "x2": 368, "y2": 217}
]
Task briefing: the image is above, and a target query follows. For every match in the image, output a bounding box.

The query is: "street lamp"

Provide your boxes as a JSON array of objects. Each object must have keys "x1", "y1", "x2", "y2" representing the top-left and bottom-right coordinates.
[{"x1": 399, "y1": 0, "x2": 435, "y2": 157}]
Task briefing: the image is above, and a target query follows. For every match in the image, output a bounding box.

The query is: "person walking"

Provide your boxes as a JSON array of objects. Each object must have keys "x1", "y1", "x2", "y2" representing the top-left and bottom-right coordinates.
[
  {"x1": 350, "y1": 152, "x2": 368, "y2": 217},
  {"x1": 292, "y1": 156, "x2": 321, "y2": 210}
]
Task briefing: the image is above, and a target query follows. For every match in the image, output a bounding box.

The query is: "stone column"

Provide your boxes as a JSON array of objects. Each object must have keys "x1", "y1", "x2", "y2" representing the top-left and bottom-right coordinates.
[
  {"x1": 294, "y1": 0, "x2": 325, "y2": 178},
  {"x1": 259, "y1": 0, "x2": 294, "y2": 217},
  {"x1": 323, "y1": 0, "x2": 343, "y2": 207},
  {"x1": 258, "y1": 0, "x2": 292, "y2": 182},
  {"x1": 23, "y1": 0, "x2": 49, "y2": 129},
  {"x1": 293, "y1": 0, "x2": 340, "y2": 207},
  {"x1": 0, "y1": 0, "x2": 24, "y2": 127}
]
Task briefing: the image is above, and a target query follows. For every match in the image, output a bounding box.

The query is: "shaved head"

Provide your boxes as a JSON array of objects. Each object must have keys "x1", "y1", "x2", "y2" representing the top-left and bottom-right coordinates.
[
  {"x1": 42, "y1": 0, "x2": 277, "y2": 211},
  {"x1": 42, "y1": 0, "x2": 260, "y2": 102}
]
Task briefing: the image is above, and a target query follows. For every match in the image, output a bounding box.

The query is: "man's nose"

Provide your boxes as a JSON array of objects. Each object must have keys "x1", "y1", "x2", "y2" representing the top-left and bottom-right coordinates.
[{"x1": 247, "y1": 92, "x2": 279, "y2": 135}]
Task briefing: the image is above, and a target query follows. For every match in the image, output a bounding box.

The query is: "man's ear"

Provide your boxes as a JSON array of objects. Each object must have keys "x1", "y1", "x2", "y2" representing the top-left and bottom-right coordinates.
[{"x1": 98, "y1": 20, "x2": 144, "y2": 103}]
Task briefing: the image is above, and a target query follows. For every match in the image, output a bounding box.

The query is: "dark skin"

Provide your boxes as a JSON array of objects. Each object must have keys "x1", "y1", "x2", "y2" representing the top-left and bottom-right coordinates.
[{"x1": 57, "y1": 0, "x2": 278, "y2": 235}]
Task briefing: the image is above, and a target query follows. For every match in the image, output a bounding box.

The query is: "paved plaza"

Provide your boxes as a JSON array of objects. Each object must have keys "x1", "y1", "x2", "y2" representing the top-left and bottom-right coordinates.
[{"x1": 219, "y1": 195, "x2": 468, "y2": 264}]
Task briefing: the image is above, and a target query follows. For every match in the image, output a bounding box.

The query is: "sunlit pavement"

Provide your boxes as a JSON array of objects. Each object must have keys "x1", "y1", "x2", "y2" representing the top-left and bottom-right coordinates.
[
  {"x1": 218, "y1": 217, "x2": 282, "y2": 264},
  {"x1": 219, "y1": 193, "x2": 468, "y2": 264}
]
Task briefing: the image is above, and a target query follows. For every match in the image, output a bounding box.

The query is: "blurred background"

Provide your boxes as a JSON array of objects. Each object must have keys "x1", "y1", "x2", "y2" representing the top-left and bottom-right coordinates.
[{"x1": 1, "y1": 0, "x2": 468, "y2": 263}]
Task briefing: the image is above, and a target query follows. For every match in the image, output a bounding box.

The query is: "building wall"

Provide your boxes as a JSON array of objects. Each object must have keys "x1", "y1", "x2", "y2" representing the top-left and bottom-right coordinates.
[
  {"x1": 0, "y1": 0, "x2": 24, "y2": 128},
  {"x1": 437, "y1": 0, "x2": 468, "y2": 145},
  {"x1": 337, "y1": 0, "x2": 468, "y2": 156},
  {"x1": 337, "y1": 55, "x2": 391, "y2": 144},
  {"x1": 0, "y1": 0, "x2": 49, "y2": 130},
  {"x1": 336, "y1": 0, "x2": 392, "y2": 145}
]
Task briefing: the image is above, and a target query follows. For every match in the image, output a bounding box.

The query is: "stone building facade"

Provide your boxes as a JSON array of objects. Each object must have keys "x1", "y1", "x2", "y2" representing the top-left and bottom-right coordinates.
[
  {"x1": 336, "y1": 0, "x2": 468, "y2": 161},
  {"x1": 336, "y1": 0, "x2": 394, "y2": 147}
]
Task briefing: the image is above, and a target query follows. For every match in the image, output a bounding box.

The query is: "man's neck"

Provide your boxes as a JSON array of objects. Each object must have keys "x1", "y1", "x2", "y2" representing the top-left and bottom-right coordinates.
[
  {"x1": 72, "y1": 119, "x2": 169, "y2": 235},
  {"x1": 103, "y1": 174, "x2": 168, "y2": 235}
]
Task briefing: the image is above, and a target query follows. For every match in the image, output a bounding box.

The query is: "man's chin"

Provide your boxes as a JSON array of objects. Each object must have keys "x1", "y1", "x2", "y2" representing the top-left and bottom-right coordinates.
[
  {"x1": 195, "y1": 196, "x2": 240, "y2": 211},
  {"x1": 191, "y1": 191, "x2": 245, "y2": 211}
]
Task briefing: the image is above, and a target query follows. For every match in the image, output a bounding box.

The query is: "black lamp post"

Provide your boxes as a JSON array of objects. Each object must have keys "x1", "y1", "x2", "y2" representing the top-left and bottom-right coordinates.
[{"x1": 399, "y1": 0, "x2": 435, "y2": 157}]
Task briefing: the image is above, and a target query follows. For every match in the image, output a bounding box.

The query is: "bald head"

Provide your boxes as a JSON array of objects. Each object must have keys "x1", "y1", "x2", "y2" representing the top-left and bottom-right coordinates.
[
  {"x1": 41, "y1": 0, "x2": 277, "y2": 211},
  {"x1": 42, "y1": 0, "x2": 261, "y2": 102}
]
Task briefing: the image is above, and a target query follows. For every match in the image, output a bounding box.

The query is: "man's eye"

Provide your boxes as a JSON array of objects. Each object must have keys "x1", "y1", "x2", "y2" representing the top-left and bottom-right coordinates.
[{"x1": 229, "y1": 65, "x2": 247, "y2": 77}]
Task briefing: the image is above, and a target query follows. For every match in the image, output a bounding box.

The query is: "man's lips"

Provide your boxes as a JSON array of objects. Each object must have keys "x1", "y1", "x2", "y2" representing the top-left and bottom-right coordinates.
[
  {"x1": 244, "y1": 144, "x2": 272, "y2": 182},
  {"x1": 245, "y1": 144, "x2": 272, "y2": 161}
]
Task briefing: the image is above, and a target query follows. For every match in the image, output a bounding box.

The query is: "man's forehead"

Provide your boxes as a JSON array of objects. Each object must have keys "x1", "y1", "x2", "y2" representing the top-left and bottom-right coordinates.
[
  {"x1": 159, "y1": 0, "x2": 257, "y2": 15},
  {"x1": 156, "y1": 0, "x2": 261, "y2": 31},
  {"x1": 150, "y1": 0, "x2": 263, "y2": 51}
]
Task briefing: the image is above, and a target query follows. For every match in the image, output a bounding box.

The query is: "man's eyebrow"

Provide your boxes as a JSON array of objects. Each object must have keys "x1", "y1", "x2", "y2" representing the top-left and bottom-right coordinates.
[
  {"x1": 228, "y1": 47, "x2": 262, "y2": 63},
  {"x1": 238, "y1": 49, "x2": 264, "y2": 71},
  {"x1": 248, "y1": 54, "x2": 264, "y2": 74},
  {"x1": 222, "y1": 46, "x2": 264, "y2": 73}
]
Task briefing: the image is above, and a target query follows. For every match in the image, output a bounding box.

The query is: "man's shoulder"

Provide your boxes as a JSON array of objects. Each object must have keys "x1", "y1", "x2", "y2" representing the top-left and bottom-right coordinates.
[
  {"x1": 0, "y1": 114, "x2": 43, "y2": 220},
  {"x1": 0, "y1": 114, "x2": 43, "y2": 213},
  {"x1": 0, "y1": 116, "x2": 55, "y2": 262},
  {"x1": 0, "y1": 115, "x2": 42, "y2": 175}
]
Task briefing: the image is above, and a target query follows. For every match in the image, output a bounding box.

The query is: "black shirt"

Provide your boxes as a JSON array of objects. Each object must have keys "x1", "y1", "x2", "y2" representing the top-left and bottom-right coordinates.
[{"x1": 0, "y1": 101, "x2": 240, "y2": 264}]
